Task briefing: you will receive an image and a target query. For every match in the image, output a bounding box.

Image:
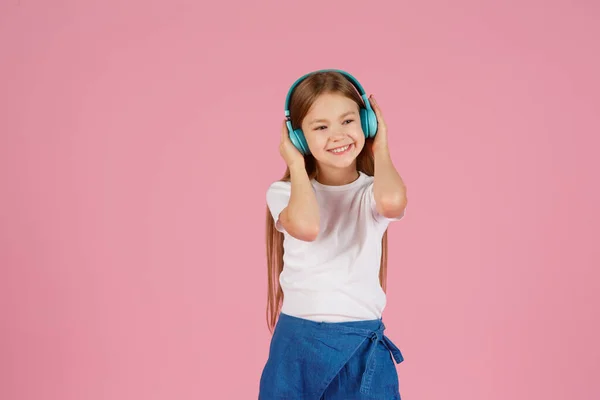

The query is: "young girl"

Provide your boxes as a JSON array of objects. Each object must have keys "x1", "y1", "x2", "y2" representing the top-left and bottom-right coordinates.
[{"x1": 259, "y1": 69, "x2": 408, "y2": 400}]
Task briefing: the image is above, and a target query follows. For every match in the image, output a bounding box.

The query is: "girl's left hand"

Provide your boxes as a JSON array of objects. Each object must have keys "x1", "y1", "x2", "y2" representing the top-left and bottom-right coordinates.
[{"x1": 369, "y1": 94, "x2": 389, "y2": 153}]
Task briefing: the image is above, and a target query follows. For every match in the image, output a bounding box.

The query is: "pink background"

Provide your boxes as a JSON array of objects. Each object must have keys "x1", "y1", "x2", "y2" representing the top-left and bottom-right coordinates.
[{"x1": 1, "y1": 0, "x2": 599, "y2": 399}]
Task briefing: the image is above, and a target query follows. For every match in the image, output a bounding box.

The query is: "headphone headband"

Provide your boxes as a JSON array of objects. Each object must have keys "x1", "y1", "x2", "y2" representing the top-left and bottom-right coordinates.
[{"x1": 284, "y1": 69, "x2": 370, "y2": 118}]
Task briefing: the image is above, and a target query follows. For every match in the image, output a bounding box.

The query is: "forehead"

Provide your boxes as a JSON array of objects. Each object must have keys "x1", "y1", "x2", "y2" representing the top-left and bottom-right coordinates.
[{"x1": 305, "y1": 92, "x2": 358, "y2": 118}]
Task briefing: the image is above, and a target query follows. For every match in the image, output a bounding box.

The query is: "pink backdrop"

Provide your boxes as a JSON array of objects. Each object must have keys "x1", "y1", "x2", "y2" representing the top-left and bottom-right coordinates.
[{"x1": 1, "y1": 0, "x2": 599, "y2": 399}]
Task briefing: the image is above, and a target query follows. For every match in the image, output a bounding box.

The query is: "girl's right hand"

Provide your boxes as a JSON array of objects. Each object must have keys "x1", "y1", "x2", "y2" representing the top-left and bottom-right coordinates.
[{"x1": 280, "y1": 119, "x2": 305, "y2": 168}]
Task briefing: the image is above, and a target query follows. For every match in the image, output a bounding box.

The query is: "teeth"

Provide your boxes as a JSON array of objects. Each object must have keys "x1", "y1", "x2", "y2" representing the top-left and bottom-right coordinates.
[{"x1": 330, "y1": 144, "x2": 350, "y2": 153}]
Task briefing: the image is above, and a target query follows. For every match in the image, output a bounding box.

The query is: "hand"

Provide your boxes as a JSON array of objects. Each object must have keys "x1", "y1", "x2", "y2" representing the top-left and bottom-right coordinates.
[
  {"x1": 280, "y1": 119, "x2": 305, "y2": 168},
  {"x1": 369, "y1": 95, "x2": 389, "y2": 153}
]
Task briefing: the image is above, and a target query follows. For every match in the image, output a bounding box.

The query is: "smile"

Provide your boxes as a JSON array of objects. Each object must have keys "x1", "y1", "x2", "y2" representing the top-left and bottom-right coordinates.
[{"x1": 327, "y1": 143, "x2": 354, "y2": 155}]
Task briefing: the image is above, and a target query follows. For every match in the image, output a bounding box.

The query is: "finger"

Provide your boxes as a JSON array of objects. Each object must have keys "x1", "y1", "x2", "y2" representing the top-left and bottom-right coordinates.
[
  {"x1": 370, "y1": 95, "x2": 382, "y2": 116},
  {"x1": 370, "y1": 96, "x2": 385, "y2": 125},
  {"x1": 281, "y1": 119, "x2": 288, "y2": 140}
]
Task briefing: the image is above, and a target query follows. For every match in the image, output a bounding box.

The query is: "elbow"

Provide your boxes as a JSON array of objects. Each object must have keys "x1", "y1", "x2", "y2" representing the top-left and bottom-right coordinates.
[
  {"x1": 292, "y1": 222, "x2": 320, "y2": 242},
  {"x1": 378, "y1": 194, "x2": 408, "y2": 219},
  {"x1": 281, "y1": 212, "x2": 320, "y2": 241}
]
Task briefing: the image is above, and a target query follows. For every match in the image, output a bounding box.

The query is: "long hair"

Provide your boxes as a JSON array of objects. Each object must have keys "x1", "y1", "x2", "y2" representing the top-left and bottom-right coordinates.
[{"x1": 265, "y1": 71, "x2": 389, "y2": 332}]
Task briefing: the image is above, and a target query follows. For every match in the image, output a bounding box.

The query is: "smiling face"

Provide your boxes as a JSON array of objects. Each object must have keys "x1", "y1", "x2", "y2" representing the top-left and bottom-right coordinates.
[{"x1": 301, "y1": 92, "x2": 365, "y2": 173}]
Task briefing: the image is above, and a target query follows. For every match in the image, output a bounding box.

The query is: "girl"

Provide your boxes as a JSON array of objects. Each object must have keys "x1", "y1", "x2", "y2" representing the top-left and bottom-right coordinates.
[{"x1": 259, "y1": 69, "x2": 408, "y2": 400}]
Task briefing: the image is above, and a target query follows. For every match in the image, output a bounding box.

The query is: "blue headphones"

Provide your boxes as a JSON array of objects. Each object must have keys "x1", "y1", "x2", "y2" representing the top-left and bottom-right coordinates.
[{"x1": 284, "y1": 69, "x2": 378, "y2": 155}]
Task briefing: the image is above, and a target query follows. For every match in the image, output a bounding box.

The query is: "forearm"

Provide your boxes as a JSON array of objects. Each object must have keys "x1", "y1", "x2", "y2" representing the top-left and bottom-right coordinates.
[
  {"x1": 373, "y1": 146, "x2": 407, "y2": 216},
  {"x1": 284, "y1": 163, "x2": 320, "y2": 235}
]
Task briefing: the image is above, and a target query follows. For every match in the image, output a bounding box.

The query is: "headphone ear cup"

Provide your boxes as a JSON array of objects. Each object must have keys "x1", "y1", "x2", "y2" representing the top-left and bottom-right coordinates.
[
  {"x1": 365, "y1": 109, "x2": 378, "y2": 138},
  {"x1": 360, "y1": 108, "x2": 378, "y2": 139},
  {"x1": 290, "y1": 129, "x2": 310, "y2": 155}
]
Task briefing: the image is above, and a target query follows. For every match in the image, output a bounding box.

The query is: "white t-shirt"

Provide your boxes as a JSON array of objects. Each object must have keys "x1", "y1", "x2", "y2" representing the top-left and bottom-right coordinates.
[{"x1": 266, "y1": 171, "x2": 404, "y2": 323}]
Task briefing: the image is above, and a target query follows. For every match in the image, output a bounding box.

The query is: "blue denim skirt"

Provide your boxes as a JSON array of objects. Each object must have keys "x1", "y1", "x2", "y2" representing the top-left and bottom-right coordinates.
[{"x1": 259, "y1": 313, "x2": 404, "y2": 399}]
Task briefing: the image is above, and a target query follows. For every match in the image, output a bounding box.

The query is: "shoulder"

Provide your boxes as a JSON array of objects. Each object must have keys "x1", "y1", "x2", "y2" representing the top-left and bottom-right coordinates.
[
  {"x1": 361, "y1": 173, "x2": 375, "y2": 186},
  {"x1": 265, "y1": 180, "x2": 293, "y2": 230},
  {"x1": 266, "y1": 180, "x2": 292, "y2": 208},
  {"x1": 267, "y1": 180, "x2": 291, "y2": 190},
  {"x1": 356, "y1": 172, "x2": 375, "y2": 195},
  {"x1": 266, "y1": 180, "x2": 291, "y2": 197}
]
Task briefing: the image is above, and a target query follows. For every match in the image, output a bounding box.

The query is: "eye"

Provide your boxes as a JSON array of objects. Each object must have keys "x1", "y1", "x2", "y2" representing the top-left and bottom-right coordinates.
[
  {"x1": 314, "y1": 126, "x2": 327, "y2": 131},
  {"x1": 343, "y1": 119, "x2": 354, "y2": 124}
]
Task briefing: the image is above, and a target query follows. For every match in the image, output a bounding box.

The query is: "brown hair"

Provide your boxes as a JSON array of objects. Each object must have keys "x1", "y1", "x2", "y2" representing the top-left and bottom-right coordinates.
[{"x1": 265, "y1": 71, "x2": 388, "y2": 332}]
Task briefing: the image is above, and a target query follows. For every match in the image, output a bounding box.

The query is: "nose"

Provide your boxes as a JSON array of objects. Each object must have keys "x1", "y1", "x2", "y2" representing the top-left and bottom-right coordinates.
[{"x1": 328, "y1": 130, "x2": 346, "y2": 141}]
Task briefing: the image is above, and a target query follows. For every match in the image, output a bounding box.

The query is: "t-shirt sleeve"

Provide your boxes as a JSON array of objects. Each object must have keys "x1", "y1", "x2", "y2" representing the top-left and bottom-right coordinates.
[
  {"x1": 266, "y1": 181, "x2": 292, "y2": 233},
  {"x1": 365, "y1": 181, "x2": 406, "y2": 225}
]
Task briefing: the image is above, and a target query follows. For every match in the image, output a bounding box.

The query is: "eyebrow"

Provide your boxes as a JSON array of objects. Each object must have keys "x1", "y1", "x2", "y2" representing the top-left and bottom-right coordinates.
[{"x1": 308, "y1": 111, "x2": 357, "y2": 125}]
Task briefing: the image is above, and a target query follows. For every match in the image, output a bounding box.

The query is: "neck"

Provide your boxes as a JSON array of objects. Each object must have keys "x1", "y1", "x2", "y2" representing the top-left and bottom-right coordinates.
[{"x1": 315, "y1": 163, "x2": 360, "y2": 186}]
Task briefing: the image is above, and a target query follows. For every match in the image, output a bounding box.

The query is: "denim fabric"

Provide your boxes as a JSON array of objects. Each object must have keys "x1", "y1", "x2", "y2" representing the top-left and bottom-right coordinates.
[{"x1": 259, "y1": 313, "x2": 404, "y2": 399}]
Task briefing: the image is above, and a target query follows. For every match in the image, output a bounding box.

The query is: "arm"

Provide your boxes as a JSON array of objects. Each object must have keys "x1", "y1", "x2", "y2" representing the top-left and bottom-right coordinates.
[
  {"x1": 369, "y1": 94, "x2": 408, "y2": 219},
  {"x1": 373, "y1": 146, "x2": 408, "y2": 219},
  {"x1": 279, "y1": 163, "x2": 320, "y2": 241}
]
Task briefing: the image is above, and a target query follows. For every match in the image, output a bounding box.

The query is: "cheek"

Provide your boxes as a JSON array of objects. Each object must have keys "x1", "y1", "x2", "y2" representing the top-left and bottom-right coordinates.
[
  {"x1": 352, "y1": 127, "x2": 366, "y2": 143},
  {"x1": 305, "y1": 132, "x2": 326, "y2": 147},
  {"x1": 349, "y1": 123, "x2": 364, "y2": 137},
  {"x1": 352, "y1": 131, "x2": 366, "y2": 151}
]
